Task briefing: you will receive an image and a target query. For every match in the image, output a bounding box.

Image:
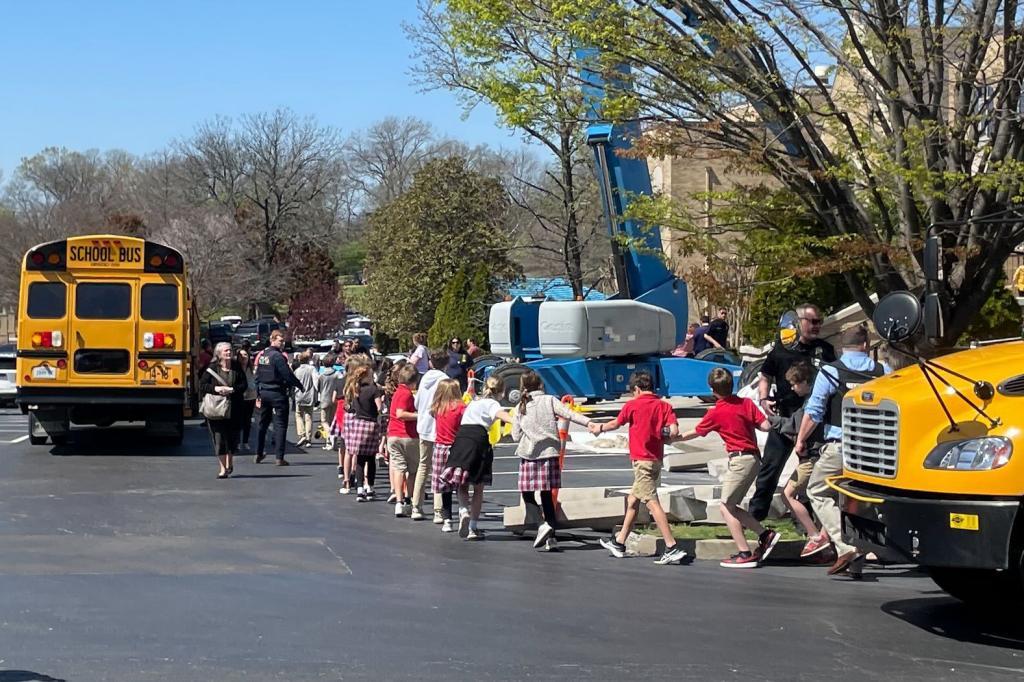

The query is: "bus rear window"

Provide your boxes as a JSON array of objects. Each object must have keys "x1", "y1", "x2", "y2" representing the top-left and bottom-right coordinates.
[
  {"x1": 141, "y1": 284, "x2": 179, "y2": 320},
  {"x1": 75, "y1": 283, "x2": 131, "y2": 320},
  {"x1": 27, "y1": 282, "x2": 67, "y2": 319}
]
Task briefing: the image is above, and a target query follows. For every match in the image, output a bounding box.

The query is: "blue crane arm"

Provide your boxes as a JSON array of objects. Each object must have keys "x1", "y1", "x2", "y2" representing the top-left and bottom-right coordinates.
[{"x1": 577, "y1": 48, "x2": 675, "y2": 300}]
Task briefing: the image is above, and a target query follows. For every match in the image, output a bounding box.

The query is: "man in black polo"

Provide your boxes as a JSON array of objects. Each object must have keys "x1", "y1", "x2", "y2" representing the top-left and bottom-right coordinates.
[
  {"x1": 707, "y1": 307, "x2": 729, "y2": 349},
  {"x1": 749, "y1": 303, "x2": 836, "y2": 521}
]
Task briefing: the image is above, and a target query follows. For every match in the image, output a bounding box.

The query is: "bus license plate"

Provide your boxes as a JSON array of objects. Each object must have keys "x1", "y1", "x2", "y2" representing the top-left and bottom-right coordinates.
[{"x1": 31, "y1": 365, "x2": 56, "y2": 380}]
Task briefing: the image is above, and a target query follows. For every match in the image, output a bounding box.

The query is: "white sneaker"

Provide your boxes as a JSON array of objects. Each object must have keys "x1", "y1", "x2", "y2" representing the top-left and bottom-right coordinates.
[
  {"x1": 339, "y1": 486, "x2": 350, "y2": 495},
  {"x1": 544, "y1": 537, "x2": 558, "y2": 552},
  {"x1": 394, "y1": 502, "x2": 405, "y2": 517},
  {"x1": 458, "y1": 511, "x2": 471, "y2": 538},
  {"x1": 441, "y1": 520, "x2": 454, "y2": 533},
  {"x1": 386, "y1": 493, "x2": 397, "y2": 504},
  {"x1": 466, "y1": 528, "x2": 484, "y2": 541},
  {"x1": 533, "y1": 522, "x2": 555, "y2": 549},
  {"x1": 410, "y1": 507, "x2": 425, "y2": 521},
  {"x1": 433, "y1": 510, "x2": 444, "y2": 525}
]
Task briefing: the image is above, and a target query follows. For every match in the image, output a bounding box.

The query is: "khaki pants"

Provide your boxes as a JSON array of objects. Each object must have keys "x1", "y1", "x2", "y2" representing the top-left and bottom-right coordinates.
[
  {"x1": 295, "y1": 404, "x2": 314, "y2": 442},
  {"x1": 807, "y1": 442, "x2": 855, "y2": 555},
  {"x1": 412, "y1": 439, "x2": 440, "y2": 513},
  {"x1": 320, "y1": 404, "x2": 335, "y2": 438}
]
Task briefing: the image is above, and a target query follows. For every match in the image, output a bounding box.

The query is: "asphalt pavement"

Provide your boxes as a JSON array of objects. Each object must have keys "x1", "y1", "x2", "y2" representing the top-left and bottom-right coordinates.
[{"x1": 0, "y1": 407, "x2": 1022, "y2": 681}]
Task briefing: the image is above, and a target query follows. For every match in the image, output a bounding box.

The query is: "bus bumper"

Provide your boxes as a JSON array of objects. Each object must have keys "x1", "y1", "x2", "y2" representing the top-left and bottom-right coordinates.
[
  {"x1": 16, "y1": 387, "x2": 185, "y2": 410},
  {"x1": 837, "y1": 478, "x2": 1020, "y2": 570}
]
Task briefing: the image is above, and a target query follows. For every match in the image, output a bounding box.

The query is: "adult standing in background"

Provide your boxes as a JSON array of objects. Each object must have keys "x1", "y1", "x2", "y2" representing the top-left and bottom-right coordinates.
[
  {"x1": 691, "y1": 315, "x2": 722, "y2": 355},
  {"x1": 255, "y1": 330, "x2": 304, "y2": 466},
  {"x1": 236, "y1": 348, "x2": 258, "y2": 454},
  {"x1": 200, "y1": 342, "x2": 247, "y2": 478},
  {"x1": 445, "y1": 338, "x2": 473, "y2": 393},
  {"x1": 750, "y1": 303, "x2": 836, "y2": 521},
  {"x1": 466, "y1": 338, "x2": 484, "y2": 359},
  {"x1": 293, "y1": 350, "x2": 319, "y2": 448},
  {"x1": 409, "y1": 332, "x2": 429, "y2": 374},
  {"x1": 707, "y1": 308, "x2": 730, "y2": 349}
]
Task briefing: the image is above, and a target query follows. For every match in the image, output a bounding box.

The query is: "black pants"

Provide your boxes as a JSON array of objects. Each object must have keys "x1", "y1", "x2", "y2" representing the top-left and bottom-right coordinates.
[
  {"x1": 239, "y1": 399, "x2": 256, "y2": 445},
  {"x1": 439, "y1": 492, "x2": 454, "y2": 520},
  {"x1": 256, "y1": 391, "x2": 290, "y2": 459},
  {"x1": 749, "y1": 426, "x2": 794, "y2": 521},
  {"x1": 356, "y1": 454, "x2": 376, "y2": 487},
  {"x1": 523, "y1": 491, "x2": 558, "y2": 529}
]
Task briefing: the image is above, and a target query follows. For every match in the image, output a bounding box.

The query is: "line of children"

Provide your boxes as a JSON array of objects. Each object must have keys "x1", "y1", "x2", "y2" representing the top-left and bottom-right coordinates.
[{"x1": 429, "y1": 379, "x2": 466, "y2": 533}]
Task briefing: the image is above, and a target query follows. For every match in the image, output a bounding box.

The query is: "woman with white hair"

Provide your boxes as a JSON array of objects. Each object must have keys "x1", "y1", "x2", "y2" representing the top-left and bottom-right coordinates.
[{"x1": 199, "y1": 341, "x2": 248, "y2": 478}]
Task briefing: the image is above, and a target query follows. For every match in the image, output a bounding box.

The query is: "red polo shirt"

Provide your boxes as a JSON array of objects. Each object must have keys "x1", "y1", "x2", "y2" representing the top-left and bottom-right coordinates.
[
  {"x1": 694, "y1": 395, "x2": 762, "y2": 454},
  {"x1": 387, "y1": 384, "x2": 418, "y2": 439},
  {"x1": 616, "y1": 393, "x2": 678, "y2": 461}
]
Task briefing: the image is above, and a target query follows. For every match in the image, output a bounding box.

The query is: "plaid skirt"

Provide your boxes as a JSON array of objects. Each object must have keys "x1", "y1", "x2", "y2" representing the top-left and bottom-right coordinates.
[
  {"x1": 439, "y1": 425, "x2": 493, "y2": 487},
  {"x1": 518, "y1": 458, "x2": 562, "y2": 492},
  {"x1": 329, "y1": 410, "x2": 354, "y2": 440},
  {"x1": 431, "y1": 443, "x2": 454, "y2": 493},
  {"x1": 344, "y1": 415, "x2": 380, "y2": 459}
]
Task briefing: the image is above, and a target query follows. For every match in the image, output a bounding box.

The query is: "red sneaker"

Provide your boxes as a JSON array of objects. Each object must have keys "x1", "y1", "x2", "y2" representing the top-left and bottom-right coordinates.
[
  {"x1": 720, "y1": 552, "x2": 760, "y2": 569},
  {"x1": 800, "y1": 533, "x2": 831, "y2": 558},
  {"x1": 755, "y1": 529, "x2": 781, "y2": 562}
]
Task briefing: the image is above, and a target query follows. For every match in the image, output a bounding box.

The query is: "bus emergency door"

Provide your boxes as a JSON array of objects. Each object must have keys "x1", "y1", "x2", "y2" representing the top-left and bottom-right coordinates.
[{"x1": 68, "y1": 278, "x2": 138, "y2": 385}]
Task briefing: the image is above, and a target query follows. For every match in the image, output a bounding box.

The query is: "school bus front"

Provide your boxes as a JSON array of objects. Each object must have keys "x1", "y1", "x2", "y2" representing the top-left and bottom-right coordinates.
[
  {"x1": 16, "y1": 235, "x2": 196, "y2": 445},
  {"x1": 832, "y1": 341, "x2": 1024, "y2": 604}
]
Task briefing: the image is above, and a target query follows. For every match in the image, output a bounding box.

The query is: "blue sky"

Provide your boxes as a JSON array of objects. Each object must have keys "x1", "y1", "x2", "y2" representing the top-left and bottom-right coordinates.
[{"x1": 0, "y1": 1, "x2": 513, "y2": 178}]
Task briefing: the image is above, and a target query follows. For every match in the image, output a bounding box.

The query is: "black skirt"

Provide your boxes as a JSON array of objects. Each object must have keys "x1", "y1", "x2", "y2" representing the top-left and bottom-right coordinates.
[
  {"x1": 208, "y1": 418, "x2": 238, "y2": 456},
  {"x1": 440, "y1": 424, "x2": 493, "y2": 486}
]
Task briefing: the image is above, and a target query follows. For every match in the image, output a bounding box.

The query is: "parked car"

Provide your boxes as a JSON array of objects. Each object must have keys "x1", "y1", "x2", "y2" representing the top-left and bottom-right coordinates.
[
  {"x1": 206, "y1": 321, "x2": 234, "y2": 346},
  {"x1": 0, "y1": 343, "x2": 15, "y2": 406},
  {"x1": 219, "y1": 315, "x2": 242, "y2": 329},
  {"x1": 231, "y1": 320, "x2": 282, "y2": 349}
]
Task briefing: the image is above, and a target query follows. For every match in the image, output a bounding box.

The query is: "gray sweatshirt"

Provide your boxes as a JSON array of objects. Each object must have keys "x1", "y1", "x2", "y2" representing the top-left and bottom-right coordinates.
[
  {"x1": 512, "y1": 391, "x2": 591, "y2": 460},
  {"x1": 293, "y1": 364, "x2": 319, "y2": 407}
]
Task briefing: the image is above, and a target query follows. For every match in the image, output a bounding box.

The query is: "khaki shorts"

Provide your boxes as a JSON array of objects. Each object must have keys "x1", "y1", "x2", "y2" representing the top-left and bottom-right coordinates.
[
  {"x1": 630, "y1": 460, "x2": 662, "y2": 502},
  {"x1": 721, "y1": 453, "x2": 760, "y2": 507},
  {"x1": 788, "y1": 456, "x2": 818, "y2": 496},
  {"x1": 387, "y1": 437, "x2": 419, "y2": 474}
]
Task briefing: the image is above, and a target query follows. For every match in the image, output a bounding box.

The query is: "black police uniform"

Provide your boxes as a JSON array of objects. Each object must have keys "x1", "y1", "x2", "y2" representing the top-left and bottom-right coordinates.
[
  {"x1": 255, "y1": 346, "x2": 303, "y2": 461},
  {"x1": 748, "y1": 336, "x2": 836, "y2": 521}
]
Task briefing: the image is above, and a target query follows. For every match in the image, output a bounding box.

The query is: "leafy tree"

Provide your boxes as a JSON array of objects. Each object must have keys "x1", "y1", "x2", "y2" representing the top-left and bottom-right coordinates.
[
  {"x1": 429, "y1": 268, "x2": 471, "y2": 347},
  {"x1": 284, "y1": 245, "x2": 345, "y2": 340},
  {"x1": 363, "y1": 157, "x2": 521, "y2": 338},
  {"x1": 408, "y1": 0, "x2": 604, "y2": 299},
  {"x1": 465, "y1": 265, "x2": 493, "y2": 345},
  {"x1": 958, "y1": 279, "x2": 1024, "y2": 344},
  {"x1": 521, "y1": 0, "x2": 1024, "y2": 350},
  {"x1": 333, "y1": 239, "x2": 368, "y2": 283}
]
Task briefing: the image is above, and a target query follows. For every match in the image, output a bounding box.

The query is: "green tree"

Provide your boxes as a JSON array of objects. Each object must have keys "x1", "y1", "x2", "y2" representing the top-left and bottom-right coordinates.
[
  {"x1": 465, "y1": 265, "x2": 493, "y2": 345},
  {"x1": 429, "y1": 268, "x2": 471, "y2": 347},
  {"x1": 363, "y1": 157, "x2": 521, "y2": 338},
  {"x1": 408, "y1": 0, "x2": 602, "y2": 299},
  {"x1": 959, "y1": 279, "x2": 1024, "y2": 344},
  {"x1": 514, "y1": 1, "x2": 1024, "y2": 349}
]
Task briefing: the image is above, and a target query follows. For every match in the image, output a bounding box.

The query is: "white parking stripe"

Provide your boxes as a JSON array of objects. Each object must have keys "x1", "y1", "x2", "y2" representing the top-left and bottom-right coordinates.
[
  {"x1": 493, "y1": 452, "x2": 624, "y2": 460},
  {"x1": 6, "y1": 435, "x2": 29, "y2": 444},
  {"x1": 491, "y1": 468, "x2": 632, "y2": 475}
]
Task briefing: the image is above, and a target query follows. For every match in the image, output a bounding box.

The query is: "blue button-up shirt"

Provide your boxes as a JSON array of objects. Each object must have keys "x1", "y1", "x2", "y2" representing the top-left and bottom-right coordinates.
[{"x1": 804, "y1": 350, "x2": 887, "y2": 441}]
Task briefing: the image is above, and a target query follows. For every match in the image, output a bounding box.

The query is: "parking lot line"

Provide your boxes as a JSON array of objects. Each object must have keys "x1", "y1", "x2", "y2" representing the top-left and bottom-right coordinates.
[
  {"x1": 492, "y1": 468, "x2": 632, "y2": 475},
  {"x1": 6, "y1": 435, "x2": 29, "y2": 444}
]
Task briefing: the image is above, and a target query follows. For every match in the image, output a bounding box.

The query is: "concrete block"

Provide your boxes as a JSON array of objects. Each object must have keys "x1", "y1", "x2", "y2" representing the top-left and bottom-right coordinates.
[
  {"x1": 663, "y1": 491, "x2": 707, "y2": 523},
  {"x1": 664, "y1": 449, "x2": 719, "y2": 471},
  {"x1": 694, "y1": 538, "x2": 805, "y2": 561},
  {"x1": 706, "y1": 458, "x2": 730, "y2": 480},
  {"x1": 696, "y1": 493, "x2": 787, "y2": 525},
  {"x1": 553, "y1": 486, "x2": 616, "y2": 502},
  {"x1": 503, "y1": 494, "x2": 629, "y2": 533},
  {"x1": 688, "y1": 485, "x2": 721, "y2": 502}
]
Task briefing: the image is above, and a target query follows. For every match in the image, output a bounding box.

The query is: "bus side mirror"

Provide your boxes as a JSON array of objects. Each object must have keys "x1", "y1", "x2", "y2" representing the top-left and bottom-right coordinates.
[
  {"x1": 923, "y1": 235, "x2": 941, "y2": 282},
  {"x1": 872, "y1": 292, "x2": 922, "y2": 342},
  {"x1": 778, "y1": 310, "x2": 798, "y2": 346}
]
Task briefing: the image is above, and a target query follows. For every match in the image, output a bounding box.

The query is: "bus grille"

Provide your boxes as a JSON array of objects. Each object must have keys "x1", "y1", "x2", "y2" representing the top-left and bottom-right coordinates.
[{"x1": 842, "y1": 403, "x2": 898, "y2": 478}]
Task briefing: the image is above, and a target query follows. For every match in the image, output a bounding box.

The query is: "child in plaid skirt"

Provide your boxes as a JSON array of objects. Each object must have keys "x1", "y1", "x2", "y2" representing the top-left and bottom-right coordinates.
[
  {"x1": 343, "y1": 362, "x2": 383, "y2": 501},
  {"x1": 511, "y1": 370, "x2": 592, "y2": 551},
  {"x1": 430, "y1": 379, "x2": 466, "y2": 533}
]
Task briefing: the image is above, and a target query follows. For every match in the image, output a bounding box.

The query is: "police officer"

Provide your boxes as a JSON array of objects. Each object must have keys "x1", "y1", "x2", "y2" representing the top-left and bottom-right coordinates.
[{"x1": 254, "y1": 330, "x2": 303, "y2": 465}]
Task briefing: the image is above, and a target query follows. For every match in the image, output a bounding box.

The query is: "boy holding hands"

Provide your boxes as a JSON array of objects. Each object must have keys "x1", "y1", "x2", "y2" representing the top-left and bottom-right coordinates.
[
  {"x1": 591, "y1": 371, "x2": 688, "y2": 566},
  {"x1": 676, "y1": 367, "x2": 780, "y2": 568}
]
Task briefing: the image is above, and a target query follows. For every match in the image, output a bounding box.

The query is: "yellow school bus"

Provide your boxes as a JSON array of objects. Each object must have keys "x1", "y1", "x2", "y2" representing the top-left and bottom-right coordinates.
[{"x1": 15, "y1": 234, "x2": 199, "y2": 445}]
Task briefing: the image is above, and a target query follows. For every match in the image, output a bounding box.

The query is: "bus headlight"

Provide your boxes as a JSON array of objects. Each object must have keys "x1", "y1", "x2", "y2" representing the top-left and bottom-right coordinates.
[{"x1": 924, "y1": 437, "x2": 1013, "y2": 470}]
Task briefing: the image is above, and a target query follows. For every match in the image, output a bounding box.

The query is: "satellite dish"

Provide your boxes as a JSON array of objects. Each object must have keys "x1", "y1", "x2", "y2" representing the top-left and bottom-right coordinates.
[
  {"x1": 778, "y1": 310, "x2": 798, "y2": 346},
  {"x1": 873, "y1": 292, "x2": 922, "y2": 342}
]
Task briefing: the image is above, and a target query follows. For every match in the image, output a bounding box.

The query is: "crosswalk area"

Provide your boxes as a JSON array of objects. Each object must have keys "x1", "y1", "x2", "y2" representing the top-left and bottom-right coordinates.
[{"x1": 0, "y1": 407, "x2": 28, "y2": 444}]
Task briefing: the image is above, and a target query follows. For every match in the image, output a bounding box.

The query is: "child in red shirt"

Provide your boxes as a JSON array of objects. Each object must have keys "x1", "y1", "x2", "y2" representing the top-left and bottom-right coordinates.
[
  {"x1": 590, "y1": 371, "x2": 687, "y2": 566},
  {"x1": 430, "y1": 378, "x2": 466, "y2": 533},
  {"x1": 386, "y1": 364, "x2": 420, "y2": 517},
  {"x1": 677, "y1": 367, "x2": 778, "y2": 568}
]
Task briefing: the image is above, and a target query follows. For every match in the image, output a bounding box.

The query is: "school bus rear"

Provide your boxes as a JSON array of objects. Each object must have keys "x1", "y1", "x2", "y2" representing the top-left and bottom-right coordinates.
[{"x1": 16, "y1": 235, "x2": 197, "y2": 445}]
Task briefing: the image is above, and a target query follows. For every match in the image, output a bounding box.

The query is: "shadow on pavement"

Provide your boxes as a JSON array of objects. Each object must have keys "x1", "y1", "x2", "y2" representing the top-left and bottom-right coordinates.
[
  {"x1": 48, "y1": 425, "x2": 208, "y2": 457},
  {"x1": 228, "y1": 474, "x2": 311, "y2": 479},
  {"x1": 0, "y1": 672, "x2": 67, "y2": 682},
  {"x1": 881, "y1": 597, "x2": 1024, "y2": 650}
]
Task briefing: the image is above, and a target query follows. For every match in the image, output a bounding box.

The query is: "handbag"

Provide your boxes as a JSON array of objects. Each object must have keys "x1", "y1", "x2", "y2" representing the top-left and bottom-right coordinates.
[{"x1": 201, "y1": 367, "x2": 232, "y2": 420}]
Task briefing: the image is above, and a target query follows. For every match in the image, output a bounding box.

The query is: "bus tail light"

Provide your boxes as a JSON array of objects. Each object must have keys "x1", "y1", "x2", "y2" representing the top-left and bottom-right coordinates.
[
  {"x1": 26, "y1": 241, "x2": 67, "y2": 271},
  {"x1": 31, "y1": 331, "x2": 63, "y2": 348},
  {"x1": 56, "y1": 359, "x2": 67, "y2": 370},
  {"x1": 139, "y1": 360, "x2": 149, "y2": 370},
  {"x1": 143, "y1": 332, "x2": 175, "y2": 349}
]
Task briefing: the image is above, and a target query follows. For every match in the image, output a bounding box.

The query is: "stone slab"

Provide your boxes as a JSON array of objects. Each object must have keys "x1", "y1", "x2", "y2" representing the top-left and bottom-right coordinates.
[
  {"x1": 664, "y1": 449, "x2": 720, "y2": 472},
  {"x1": 694, "y1": 538, "x2": 805, "y2": 561}
]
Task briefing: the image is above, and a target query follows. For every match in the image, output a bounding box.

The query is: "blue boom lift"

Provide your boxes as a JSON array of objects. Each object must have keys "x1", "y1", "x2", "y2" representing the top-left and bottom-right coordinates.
[{"x1": 481, "y1": 51, "x2": 742, "y2": 405}]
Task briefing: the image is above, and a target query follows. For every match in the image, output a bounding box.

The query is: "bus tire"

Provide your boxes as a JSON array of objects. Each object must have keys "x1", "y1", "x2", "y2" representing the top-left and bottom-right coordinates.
[{"x1": 490, "y1": 363, "x2": 530, "y2": 408}]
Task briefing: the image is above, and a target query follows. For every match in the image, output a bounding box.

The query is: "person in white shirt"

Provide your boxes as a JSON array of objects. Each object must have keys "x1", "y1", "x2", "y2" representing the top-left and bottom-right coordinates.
[
  {"x1": 409, "y1": 333, "x2": 429, "y2": 374},
  {"x1": 411, "y1": 349, "x2": 450, "y2": 521},
  {"x1": 438, "y1": 376, "x2": 513, "y2": 540}
]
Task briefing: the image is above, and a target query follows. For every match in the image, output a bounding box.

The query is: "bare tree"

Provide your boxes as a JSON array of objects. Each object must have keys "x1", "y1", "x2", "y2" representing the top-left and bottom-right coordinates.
[{"x1": 179, "y1": 108, "x2": 345, "y2": 270}]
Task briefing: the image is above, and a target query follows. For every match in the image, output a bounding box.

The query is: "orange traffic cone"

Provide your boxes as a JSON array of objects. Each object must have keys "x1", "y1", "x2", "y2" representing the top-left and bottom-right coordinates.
[
  {"x1": 466, "y1": 369, "x2": 476, "y2": 398},
  {"x1": 552, "y1": 395, "x2": 575, "y2": 510}
]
